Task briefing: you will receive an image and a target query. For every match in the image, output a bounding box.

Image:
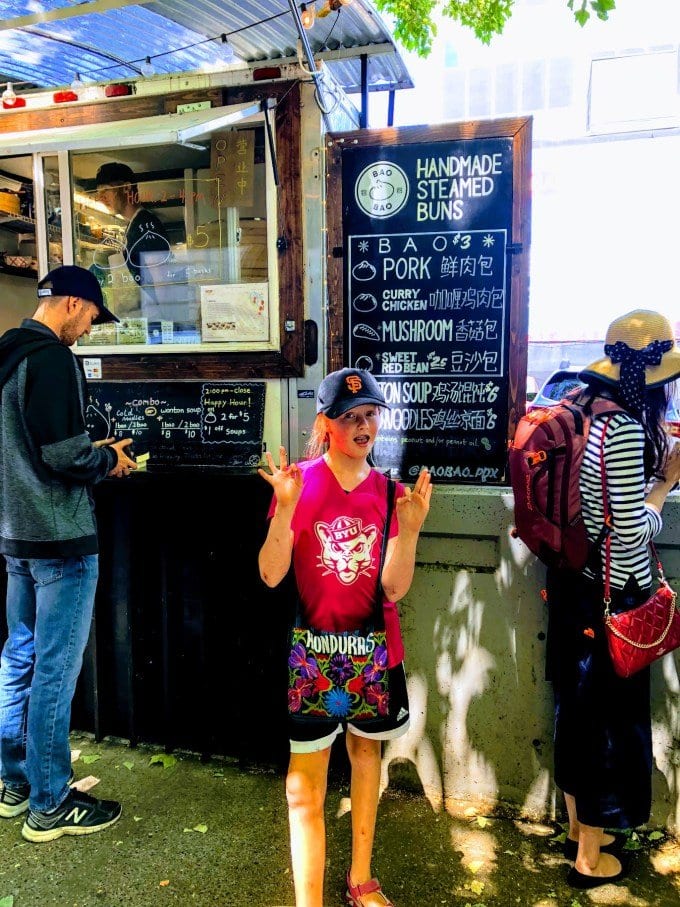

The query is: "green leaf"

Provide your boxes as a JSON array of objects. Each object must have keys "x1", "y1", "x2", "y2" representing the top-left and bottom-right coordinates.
[
  {"x1": 123, "y1": 761, "x2": 134, "y2": 771},
  {"x1": 593, "y1": 0, "x2": 616, "y2": 18},
  {"x1": 364, "y1": 1, "x2": 618, "y2": 58},
  {"x1": 148, "y1": 753, "x2": 177, "y2": 769},
  {"x1": 193, "y1": 823, "x2": 208, "y2": 834},
  {"x1": 623, "y1": 839, "x2": 642, "y2": 851},
  {"x1": 0, "y1": 896, "x2": 14, "y2": 907},
  {"x1": 648, "y1": 830, "x2": 664, "y2": 841},
  {"x1": 81, "y1": 754, "x2": 101, "y2": 765}
]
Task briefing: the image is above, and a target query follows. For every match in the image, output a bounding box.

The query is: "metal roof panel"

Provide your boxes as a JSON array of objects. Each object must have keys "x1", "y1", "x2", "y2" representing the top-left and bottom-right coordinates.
[{"x1": 0, "y1": 0, "x2": 412, "y2": 92}]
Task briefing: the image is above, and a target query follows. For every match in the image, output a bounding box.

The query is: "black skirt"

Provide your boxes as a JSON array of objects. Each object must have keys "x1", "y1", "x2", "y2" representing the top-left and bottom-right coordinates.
[{"x1": 545, "y1": 567, "x2": 652, "y2": 829}]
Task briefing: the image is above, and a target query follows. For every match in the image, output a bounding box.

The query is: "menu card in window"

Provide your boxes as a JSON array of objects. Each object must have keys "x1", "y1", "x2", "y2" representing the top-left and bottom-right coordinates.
[{"x1": 200, "y1": 282, "x2": 269, "y2": 342}]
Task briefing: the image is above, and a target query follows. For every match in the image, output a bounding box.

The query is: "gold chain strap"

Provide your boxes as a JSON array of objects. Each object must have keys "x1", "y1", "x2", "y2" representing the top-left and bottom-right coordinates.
[{"x1": 604, "y1": 587, "x2": 677, "y2": 649}]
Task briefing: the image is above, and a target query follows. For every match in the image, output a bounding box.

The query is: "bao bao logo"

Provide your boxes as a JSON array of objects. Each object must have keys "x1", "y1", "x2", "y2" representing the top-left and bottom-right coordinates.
[{"x1": 355, "y1": 160, "x2": 409, "y2": 219}]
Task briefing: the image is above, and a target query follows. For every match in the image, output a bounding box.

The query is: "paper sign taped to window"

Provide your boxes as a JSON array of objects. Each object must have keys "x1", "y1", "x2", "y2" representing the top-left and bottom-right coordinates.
[{"x1": 200, "y1": 282, "x2": 269, "y2": 342}]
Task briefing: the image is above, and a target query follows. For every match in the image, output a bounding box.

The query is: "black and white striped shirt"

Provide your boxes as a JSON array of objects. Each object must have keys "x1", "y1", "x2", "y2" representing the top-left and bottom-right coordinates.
[{"x1": 580, "y1": 411, "x2": 662, "y2": 589}]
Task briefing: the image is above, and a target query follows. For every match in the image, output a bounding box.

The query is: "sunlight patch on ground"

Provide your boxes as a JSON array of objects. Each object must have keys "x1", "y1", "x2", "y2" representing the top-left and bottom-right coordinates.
[{"x1": 650, "y1": 839, "x2": 680, "y2": 877}]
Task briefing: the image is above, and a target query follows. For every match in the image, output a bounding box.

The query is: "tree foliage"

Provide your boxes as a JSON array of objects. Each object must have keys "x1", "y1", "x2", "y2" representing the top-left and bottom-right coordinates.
[{"x1": 373, "y1": 0, "x2": 617, "y2": 56}]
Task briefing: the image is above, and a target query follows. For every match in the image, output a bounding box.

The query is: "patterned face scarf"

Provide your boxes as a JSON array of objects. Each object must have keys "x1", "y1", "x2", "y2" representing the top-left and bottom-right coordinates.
[{"x1": 604, "y1": 339, "x2": 673, "y2": 413}]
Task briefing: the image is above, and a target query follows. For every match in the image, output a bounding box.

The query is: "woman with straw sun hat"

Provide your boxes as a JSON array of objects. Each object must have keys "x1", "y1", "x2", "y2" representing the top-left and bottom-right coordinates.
[{"x1": 545, "y1": 309, "x2": 680, "y2": 890}]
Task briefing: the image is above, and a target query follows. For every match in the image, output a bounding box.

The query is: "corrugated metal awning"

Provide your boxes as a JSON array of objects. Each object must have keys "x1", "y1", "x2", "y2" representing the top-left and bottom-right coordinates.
[{"x1": 0, "y1": 0, "x2": 413, "y2": 95}]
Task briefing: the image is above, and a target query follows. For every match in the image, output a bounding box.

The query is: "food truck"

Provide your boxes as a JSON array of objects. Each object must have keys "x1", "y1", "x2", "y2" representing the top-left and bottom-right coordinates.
[{"x1": 0, "y1": 5, "x2": 429, "y2": 764}]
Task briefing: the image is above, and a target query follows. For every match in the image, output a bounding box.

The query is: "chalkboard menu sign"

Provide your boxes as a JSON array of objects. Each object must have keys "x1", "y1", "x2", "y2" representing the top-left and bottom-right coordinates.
[
  {"x1": 341, "y1": 136, "x2": 517, "y2": 484},
  {"x1": 86, "y1": 381, "x2": 266, "y2": 468}
]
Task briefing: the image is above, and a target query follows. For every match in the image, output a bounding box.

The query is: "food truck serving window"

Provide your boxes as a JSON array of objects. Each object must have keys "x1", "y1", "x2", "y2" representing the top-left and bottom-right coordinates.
[
  {"x1": 71, "y1": 110, "x2": 278, "y2": 353},
  {"x1": 0, "y1": 103, "x2": 280, "y2": 356}
]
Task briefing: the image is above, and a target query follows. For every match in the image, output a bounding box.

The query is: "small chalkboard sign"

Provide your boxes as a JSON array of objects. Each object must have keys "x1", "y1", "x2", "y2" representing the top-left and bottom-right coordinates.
[{"x1": 86, "y1": 381, "x2": 266, "y2": 468}]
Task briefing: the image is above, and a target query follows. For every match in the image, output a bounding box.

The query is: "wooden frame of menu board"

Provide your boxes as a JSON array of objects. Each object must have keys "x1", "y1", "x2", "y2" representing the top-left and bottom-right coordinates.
[{"x1": 325, "y1": 118, "x2": 532, "y2": 486}]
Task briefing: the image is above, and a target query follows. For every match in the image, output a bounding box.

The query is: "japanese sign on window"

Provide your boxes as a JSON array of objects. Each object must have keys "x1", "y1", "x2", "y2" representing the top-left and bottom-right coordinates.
[{"x1": 211, "y1": 129, "x2": 255, "y2": 208}]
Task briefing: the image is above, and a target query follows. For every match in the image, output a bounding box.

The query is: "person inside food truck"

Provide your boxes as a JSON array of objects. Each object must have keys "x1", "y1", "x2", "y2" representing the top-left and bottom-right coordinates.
[{"x1": 94, "y1": 162, "x2": 173, "y2": 320}]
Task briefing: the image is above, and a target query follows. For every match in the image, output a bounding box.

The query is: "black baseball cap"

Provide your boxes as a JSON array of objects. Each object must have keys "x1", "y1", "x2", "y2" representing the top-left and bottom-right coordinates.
[
  {"x1": 316, "y1": 368, "x2": 388, "y2": 419},
  {"x1": 95, "y1": 162, "x2": 135, "y2": 187},
  {"x1": 37, "y1": 265, "x2": 119, "y2": 325}
]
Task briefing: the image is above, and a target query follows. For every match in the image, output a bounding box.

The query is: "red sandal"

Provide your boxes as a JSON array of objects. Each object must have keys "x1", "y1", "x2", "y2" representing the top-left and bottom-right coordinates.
[{"x1": 346, "y1": 870, "x2": 395, "y2": 907}]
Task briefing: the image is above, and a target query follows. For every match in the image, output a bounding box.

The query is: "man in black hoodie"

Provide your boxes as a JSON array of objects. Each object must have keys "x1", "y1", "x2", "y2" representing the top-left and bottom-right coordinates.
[{"x1": 0, "y1": 266, "x2": 137, "y2": 842}]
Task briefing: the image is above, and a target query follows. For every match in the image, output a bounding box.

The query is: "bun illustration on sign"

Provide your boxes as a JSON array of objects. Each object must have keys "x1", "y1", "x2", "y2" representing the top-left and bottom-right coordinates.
[
  {"x1": 353, "y1": 293, "x2": 378, "y2": 312},
  {"x1": 353, "y1": 324, "x2": 380, "y2": 341},
  {"x1": 352, "y1": 261, "x2": 377, "y2": 281},
  {"x1": 369, "y1": 179, "x2": 395, "y2": 200}
]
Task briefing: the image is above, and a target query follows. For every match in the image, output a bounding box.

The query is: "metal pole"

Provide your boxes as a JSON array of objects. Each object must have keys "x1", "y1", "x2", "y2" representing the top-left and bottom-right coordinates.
[
  {"x1": 360, "y1": 53, "x2": 368, "y2": 128},
  {"x1": 286, "y1": 0, "x2": 332, "y2": 132},
  {"x1": 287, "y1": 0, "x2": 320, "y2": 80},
  {"x1": 262, "y1": 98, "x2": 280, "y2": 187}
]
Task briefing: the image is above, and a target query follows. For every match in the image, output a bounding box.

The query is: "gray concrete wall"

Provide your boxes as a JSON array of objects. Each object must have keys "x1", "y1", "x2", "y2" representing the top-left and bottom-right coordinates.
[{"x1": 382, "y1": 486, "x2": 680, "y2": 834}]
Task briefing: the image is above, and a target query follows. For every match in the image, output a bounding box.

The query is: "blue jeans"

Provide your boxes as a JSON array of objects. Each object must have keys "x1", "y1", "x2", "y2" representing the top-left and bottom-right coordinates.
[{"x1": 0, "y1": 555, "x2": 98, "y2": 812}]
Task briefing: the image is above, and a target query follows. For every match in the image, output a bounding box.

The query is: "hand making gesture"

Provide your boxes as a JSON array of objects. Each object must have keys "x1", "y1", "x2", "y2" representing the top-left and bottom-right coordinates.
[
  {"x1": 395, "y1": 467, "x2": 433, "y2": 533},
  {"x1": 257, "y1": 445, "x2": 303, "y2": 509}
]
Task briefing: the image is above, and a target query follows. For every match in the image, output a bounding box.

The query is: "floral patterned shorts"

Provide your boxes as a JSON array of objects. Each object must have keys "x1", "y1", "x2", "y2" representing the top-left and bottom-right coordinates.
[{"x1": 289, "y1": 663, "x2": 410, "y2": 753}]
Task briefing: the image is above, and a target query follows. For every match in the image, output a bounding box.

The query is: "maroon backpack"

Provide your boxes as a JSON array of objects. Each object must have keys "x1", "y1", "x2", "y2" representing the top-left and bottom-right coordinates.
[{"x1": 508, "y1": 390, "x2": 622, "y2": 570}]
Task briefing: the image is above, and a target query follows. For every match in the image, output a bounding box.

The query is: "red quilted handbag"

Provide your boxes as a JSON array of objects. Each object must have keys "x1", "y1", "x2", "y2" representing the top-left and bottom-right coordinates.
[
  {"x1": 599, "y1": 429, "x2": 680, "y2": 678},
  {"x1": 604, "y1": 576, "x2": 680, "y2": 678}
]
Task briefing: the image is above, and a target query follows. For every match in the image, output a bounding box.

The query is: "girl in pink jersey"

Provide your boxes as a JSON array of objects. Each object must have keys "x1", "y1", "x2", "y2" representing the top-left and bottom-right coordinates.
[{"x1": 258, "y1": 367, "x2": 432, "y2": 907}]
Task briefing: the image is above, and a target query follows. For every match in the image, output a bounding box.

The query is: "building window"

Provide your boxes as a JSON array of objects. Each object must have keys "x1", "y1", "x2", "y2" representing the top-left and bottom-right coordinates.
[
  {"x1": 521, "y1": 60, "x2": 546, "y2": 111},
  {"x1": 442, "y1": 70, "x2": 467, "y2": 120},
  {"x1": 470, "y1": 68, "x2": 492, "y2": 117},
  {"x1": 495, "y1": 63, "x2": 518, "y2": 115},
  {"x1": 548, "y1": 58, "x2": 573, "y2": 108}
]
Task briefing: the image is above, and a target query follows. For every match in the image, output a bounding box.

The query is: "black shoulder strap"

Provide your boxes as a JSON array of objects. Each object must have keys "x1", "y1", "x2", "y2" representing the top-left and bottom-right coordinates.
[
  {"x1": 378, "y1": 478, "x2": 395, "y2": 579},
  {"x1": 372, "y1": 476, "x2": 396, "y2": 622}
]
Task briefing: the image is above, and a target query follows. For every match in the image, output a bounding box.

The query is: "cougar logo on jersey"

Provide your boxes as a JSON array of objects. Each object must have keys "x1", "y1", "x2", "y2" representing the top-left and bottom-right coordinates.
[{"x1": 315, "y1": 516, "x2": 378, "y2": 585}]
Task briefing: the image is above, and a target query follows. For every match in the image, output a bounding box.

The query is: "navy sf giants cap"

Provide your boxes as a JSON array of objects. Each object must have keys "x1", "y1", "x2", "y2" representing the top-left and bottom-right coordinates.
[
  {"x1": 316, "y1": 368, "x2": 389, "y2": 419},
  {"x1": 37, "y1": 265, "x2": 119, "y2": 325}
]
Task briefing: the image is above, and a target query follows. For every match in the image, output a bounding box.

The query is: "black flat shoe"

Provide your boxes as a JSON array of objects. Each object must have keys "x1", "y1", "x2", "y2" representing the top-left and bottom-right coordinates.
[
  {"x1": 563, "y1": 832, "x2": 626, "y2": 861},
  {"x1": 567, "y1": 860, "x2": 628, "y2": 889}
]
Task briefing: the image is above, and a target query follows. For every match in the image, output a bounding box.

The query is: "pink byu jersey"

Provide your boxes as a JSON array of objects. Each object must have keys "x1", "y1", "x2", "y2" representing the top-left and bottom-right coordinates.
[{"x1": 267, "y1": 456, "x2": 405, "y2": 667}]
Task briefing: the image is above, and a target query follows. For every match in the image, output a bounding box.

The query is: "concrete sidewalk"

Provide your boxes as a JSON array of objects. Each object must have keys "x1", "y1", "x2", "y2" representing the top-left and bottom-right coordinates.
[{"x1": 1, "y1": 731, "x2": 679, "y2": 907}]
